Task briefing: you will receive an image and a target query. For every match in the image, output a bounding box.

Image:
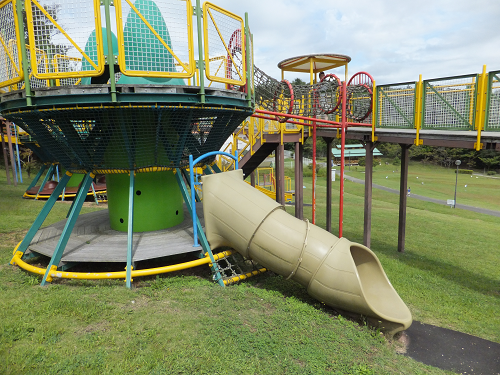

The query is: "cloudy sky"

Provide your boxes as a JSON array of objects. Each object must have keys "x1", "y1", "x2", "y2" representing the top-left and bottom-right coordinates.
[{"x1": 212, "y1": 0, "x2": 500, "y2": 85}]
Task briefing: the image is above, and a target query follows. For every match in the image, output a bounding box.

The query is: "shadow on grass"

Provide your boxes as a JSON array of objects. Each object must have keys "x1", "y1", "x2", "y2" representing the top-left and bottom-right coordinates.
[{"x1": 369, "y1": 238, "x2": 499, "y2": 298}]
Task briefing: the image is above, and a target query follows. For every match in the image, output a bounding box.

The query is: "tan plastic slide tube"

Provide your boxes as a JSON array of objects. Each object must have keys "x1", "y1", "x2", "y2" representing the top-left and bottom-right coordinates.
[{"x1": 202, "y1": 170, "x2": 412, "y2": 335}]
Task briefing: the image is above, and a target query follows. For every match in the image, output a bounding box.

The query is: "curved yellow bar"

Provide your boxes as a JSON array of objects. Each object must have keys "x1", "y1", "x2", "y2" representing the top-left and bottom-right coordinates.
[
  {"x1": 223, "y1": 268, "x2": 267, "y2": 286},
  {"x1": 11, "y1": 246, "x2": 234, "y2": 281}
]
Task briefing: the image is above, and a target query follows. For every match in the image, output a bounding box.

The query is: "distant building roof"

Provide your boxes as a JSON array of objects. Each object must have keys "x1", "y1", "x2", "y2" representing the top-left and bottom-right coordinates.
[{"x1": 332, "y1": 144, "x2": 383, "y2": 158}]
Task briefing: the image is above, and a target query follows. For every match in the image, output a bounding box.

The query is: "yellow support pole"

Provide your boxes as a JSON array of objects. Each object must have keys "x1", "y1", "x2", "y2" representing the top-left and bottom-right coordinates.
[
  {"x1": 475, "y1": 65, "x2": 487, "y2": 151},
  {"x1": 414, "y1": 75, "x2": 424, "y2": 146}
]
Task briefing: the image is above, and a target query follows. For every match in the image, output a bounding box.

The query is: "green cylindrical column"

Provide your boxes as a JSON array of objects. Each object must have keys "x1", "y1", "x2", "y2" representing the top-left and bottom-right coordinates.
[{"x1": 106, "y1": 171, "x2": 184, "y2": 232}]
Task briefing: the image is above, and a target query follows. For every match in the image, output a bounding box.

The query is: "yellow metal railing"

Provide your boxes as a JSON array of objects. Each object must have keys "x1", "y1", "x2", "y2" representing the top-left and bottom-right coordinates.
[
  {"x1": 25, "y1": 0, "x2": 105, "y2": 80},
  {"x1": 0, "y1": 1, "x2": 24, "y2": 88},
  {"x1": 203, "y1": 2, "x2": 245, "y2": 86},
  {"x1": 0, "y1": 1, "x2": 249, "y2": 89},
  {"x1": 115, "y1": 0, "x2": 195, "y2": 78}
]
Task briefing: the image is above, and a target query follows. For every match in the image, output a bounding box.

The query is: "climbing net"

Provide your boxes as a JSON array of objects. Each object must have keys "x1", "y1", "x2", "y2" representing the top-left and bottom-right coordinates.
[
  {"x1": 254, "y1": 66, "x2": 373, "y2": 122},
  {"x1": 213, "y1": 251, "x2": 266, "y2": 285}
]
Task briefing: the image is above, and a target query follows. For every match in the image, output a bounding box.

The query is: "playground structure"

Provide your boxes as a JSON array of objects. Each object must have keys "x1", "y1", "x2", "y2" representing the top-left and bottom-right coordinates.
[{"x1": 1, "y1": 0, "x2": 414, "y2": 333}]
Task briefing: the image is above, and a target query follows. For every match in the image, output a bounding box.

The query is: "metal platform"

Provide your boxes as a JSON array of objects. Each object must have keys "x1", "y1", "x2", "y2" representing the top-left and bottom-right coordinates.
[{"x1": 26, "y1": 204, "x2": 204, "y2": 265}]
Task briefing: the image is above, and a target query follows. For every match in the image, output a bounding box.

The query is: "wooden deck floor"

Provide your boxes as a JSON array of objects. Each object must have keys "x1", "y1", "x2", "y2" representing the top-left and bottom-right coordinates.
[{"x1": 27, "y1": 204, "x2": 204, "y2": 264}]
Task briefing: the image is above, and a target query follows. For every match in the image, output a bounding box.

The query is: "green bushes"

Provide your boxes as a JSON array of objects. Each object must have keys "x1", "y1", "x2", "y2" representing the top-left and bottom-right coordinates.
[{"x1": 456, "y1": 169, "x2": 473, "y2": 174}]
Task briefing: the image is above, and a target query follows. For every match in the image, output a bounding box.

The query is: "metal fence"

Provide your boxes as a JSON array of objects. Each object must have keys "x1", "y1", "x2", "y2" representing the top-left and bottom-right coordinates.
[
  {"x1": 0, "y1": 0, "x2": 249, "y2": 91},
  {"x1": 376, "y1": 82, "x2": 416, "y2": 129},
  {"x1": 486, "y1": 70, "x2": 500, "y2": 131},
  {"x1": 375, "y1": 68, "x2": 498, "y2": 136}
]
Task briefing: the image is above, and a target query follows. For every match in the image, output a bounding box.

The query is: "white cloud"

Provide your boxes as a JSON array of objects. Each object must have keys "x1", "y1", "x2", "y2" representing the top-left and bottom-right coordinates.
[{"x1": 213, "y1": 0, "x2": 500, "y2": 84}]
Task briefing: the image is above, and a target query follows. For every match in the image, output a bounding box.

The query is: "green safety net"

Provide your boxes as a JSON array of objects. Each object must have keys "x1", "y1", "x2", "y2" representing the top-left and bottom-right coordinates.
[{"x1": 5, "y1": 105, "x2": 251, "y2": 172}]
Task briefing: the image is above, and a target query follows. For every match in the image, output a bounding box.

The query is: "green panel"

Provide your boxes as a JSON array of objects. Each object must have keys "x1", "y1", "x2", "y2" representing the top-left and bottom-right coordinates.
[
  {"x1": 64, "y1": 172, "x2": 85, "y2": 188},
  {"x1": 123, "y1": 0, "x2": 175, "y2": 73},
  {"x1": 106, "y1": 171, "x2": 183, "y2": 232},
  {"x1": 81, "y1": 28, "x2": 119, "y2": 85}
]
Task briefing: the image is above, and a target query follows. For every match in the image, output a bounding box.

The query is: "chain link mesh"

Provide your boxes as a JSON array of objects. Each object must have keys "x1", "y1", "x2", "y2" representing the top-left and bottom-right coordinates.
[
  {"x1": 0, "y1": 1, "x2": 23, "y2": 89},
  {"x1": 4, "y1": 105, "x2": 251, "y2": 172},
  {"x1": 423, "y1": 76, "x2": 477, "y2": 130},
  {"x1": 376, "y1": 83, "x2": 415, "y2": 128},
  {"x1": 486, "y1": 72, "x2": 500, "y2": 130}
]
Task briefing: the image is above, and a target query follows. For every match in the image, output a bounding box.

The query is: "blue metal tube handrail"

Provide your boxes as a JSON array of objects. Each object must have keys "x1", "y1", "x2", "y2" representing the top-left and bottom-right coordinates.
[{"x1": 189, "y1": 151, "x2": 238, "y2": 246}]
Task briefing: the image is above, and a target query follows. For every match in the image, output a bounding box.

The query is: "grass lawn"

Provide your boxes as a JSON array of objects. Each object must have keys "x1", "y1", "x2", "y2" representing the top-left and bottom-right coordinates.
[
  {"x1": 1, "y1": 165, "x2": 498, "y2": 374},
  {"x1": 343, "y1": 160, "x2": 500, "y2": 212}
]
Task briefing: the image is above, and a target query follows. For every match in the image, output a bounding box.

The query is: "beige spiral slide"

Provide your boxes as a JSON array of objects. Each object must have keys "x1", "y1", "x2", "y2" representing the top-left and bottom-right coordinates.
[{"x1": 202, "y1": 170, "x2": 412, "y2": 335}]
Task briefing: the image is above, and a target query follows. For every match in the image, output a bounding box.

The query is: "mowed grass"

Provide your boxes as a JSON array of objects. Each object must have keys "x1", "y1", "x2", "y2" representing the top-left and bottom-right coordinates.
[
  {"x1": 0, "y1": 165, "x2": 498, "y2": 374},
  {"x1": 344, "y1": 160, "x2": 500, "y2": 211}
]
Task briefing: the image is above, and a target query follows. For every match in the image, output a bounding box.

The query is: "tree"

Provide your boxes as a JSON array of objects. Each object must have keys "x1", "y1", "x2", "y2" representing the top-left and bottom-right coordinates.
[
  {"x1": 478, "y1": 150, "x2": 500, "y2": 171},
  {"x1": 23, "y1": 4, "x2": 69, "y2": 63},
  {"x1": 291, "y1": 78, "x2": 307, "y2": 86}
]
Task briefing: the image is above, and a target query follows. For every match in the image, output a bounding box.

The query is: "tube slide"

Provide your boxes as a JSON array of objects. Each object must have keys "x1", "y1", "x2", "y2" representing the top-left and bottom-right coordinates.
[{"x1": 201, "y1": 170, "x2": 412, "y2": 335}]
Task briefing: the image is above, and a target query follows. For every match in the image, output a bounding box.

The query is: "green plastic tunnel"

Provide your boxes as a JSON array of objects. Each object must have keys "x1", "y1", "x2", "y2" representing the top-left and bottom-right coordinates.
[{"x1": 201, "y1": 170, "x2": 412, "y2": 335}]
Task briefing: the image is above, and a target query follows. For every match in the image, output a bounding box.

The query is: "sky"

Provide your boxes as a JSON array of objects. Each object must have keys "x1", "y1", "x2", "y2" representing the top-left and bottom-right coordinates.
[{"x1": 212, "y1": 0, "x2": 500, "y2": 85}]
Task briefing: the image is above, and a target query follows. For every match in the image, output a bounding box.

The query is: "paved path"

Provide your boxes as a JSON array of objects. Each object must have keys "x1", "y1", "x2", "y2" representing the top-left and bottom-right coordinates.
[
  {"x1": 342, "y1": 173, "x2": 500, "y2": 218},
  {"x1": 405, "y1": 321, "x2": 500, "y2": 375}
]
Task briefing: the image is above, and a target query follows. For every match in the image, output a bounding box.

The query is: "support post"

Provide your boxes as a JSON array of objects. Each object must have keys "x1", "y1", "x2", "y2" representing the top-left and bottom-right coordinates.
[
  {"x1": 294, "y1": 142, "x2": 303, "y2": 220},
  {"x1": 11, "y1": 172, "x2": 73, "y2": 259},
  {"x1": 398, "y1": 144, "x2": 411, "y2": 253},
  {"x1": 91, "y1": 182, "x2": 99, "y2": 205},
  {"x1": 1, "y1": 121, "x2": 11, "y2": 185},
  {"x1": 181, "y1": 168, "x2": 201, "y2": 202},
  {"x1": 5, "y1": 122, "x2": 17, "y2": 186},
  {"x1": 26, "y1": 164, "x2": 48, "y2": 191},
  {"x1": 250, "y1": 171, "x2": 256, "y2": 187},
  {"x1": 195, "y1": 0, "x2": 206, "y2": 103},
  {"x1": 104, "y1": 0, "x2": 117, "y2": 102},
  {"x1": 363, "y1": 141, "x2": 375, "y2": 247},
  {"x1": 325, "y1": 137, "x2": 334, "y2": 232},
  {"x1": 275, "y1": 144, "x2": 285, "y2": 205},
  {"x1": 13, "y1": 125, "x2": 23, "y2": 183},
  {"x1": 41, "y1": 172, "x2": 95, "y2": 285},
  {"x1": 126, "y1": 171, "x2": 135, "y2": 288},
  {"x1": 339, "y1": 81, "x2": 347, "y2": 238},
  {"x1": 16, "y1": 1, "x2": 33, "y2": 107},
  {"x1": 36, "y1": 164, "x2": 55, "y2": 200}
]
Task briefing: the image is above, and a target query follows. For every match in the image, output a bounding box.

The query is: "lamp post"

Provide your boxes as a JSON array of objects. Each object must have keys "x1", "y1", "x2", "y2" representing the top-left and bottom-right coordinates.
[{"x1": 454, "y1": 160, "x2": 461, "y2": 208}]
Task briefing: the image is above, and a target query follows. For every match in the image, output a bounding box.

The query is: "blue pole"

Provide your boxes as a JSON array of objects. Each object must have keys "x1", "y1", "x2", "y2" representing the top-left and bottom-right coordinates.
[
  {"x1": 13, "y1": 125, "x2": 23, "y2": 183},
  {"x1": 35, "y1": 164, "x2": 55, "y2": 200},
  {"x1": 91, "y1": 182, "x2": 99, "y2": 205},
  {"x1": 189, "y1": 155, "x2": 199, "y2": 247},
  {"x1": 189, "y1": 150, "x2": 239, "y2": 248},
  {"x1": 126, "y1": 171, "x2": 135, "y2": 288}
]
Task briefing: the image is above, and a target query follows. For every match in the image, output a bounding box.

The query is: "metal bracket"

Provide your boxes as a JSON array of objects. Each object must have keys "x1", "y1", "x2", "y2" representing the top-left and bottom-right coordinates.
[
  {"x1": 414, "y1": 139, "x2": 423, "y2": 146},
  {"x1": 474, "y1": 142, "x2": 484, "y2": 150},
  {"x1": 196, "y1": 60, "x2": 205, "y2": 70},
  {"x1": 192, "y1": 6, "x2": 202, "y2": 17}
]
